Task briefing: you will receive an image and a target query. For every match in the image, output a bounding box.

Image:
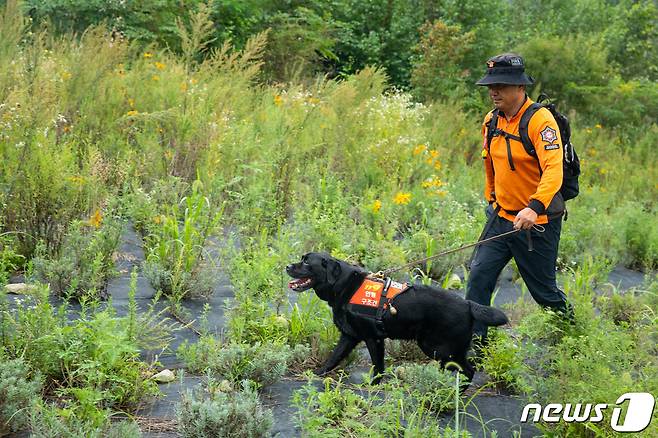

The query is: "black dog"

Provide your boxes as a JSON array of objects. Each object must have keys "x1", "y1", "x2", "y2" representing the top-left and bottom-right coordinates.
[{"x1": 286, "y1": 252, "x2": 508, "y2": 383}]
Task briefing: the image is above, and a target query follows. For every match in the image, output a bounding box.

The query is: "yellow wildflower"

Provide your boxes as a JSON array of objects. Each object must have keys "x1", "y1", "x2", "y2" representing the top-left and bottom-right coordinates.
[
  {"x1": 63, "y1": 125, "x2": 71, "y2": 133},
  {"x1": 429, "y1": 149, "x2": 439, "y2": 159},
  {"x1": 67, "y1": 175, "x2": 85, "y2": 184},
  {"x1": 154, "y1": 62, "x2": 166, "y2": 70},
  {"x1": 190, "y1": 78, "x2": 198, "y2": 85},
  {"x1": 88, "y1": 209, "x2": 102, "y2": 228},
  {"x1": 595, "y1": 124, "x2": 602, "y2": 129},
  {"x1": 61, "y1": 71, "x2": 72, "y2": 81},
  {"x1": 435, "y1": 190, "x2": 447, "y2": 197},
  {"x1": 180, "y1": 82, "x2": 188, "y2": 92},
  {"x1": 274, "y1": 95, "x2": 283, "y2": 106},
  {"x1": 393, "y1": 192, "x2": 411, "y2": 205},
  {"x1": 434, "y1": 161, "x2": 442, "y2": 170},
  {"x1": 413, "y1": 144, "x2": 427, "y2": 155},
  {"x1": 153, "y1": 215, "x2": 163, "y2": 224},
  {"x1": 126, "y1": 110, "x2": 138, "y2": 116},
  {"x1": 599, "y1": 168, "x2": 608, "y2": 175},
  {"x1": 143, "y1": 52, "x2": 153, "y2": 58},
  {"x1": 128, "y1": 98, "x2": 135, "y2": 108},
  {"x1": 152, "y1": 75, "x2": 160, "y2": 82},
  {"x1": 372, "y1": 199, "x2": 382, "y2": 213},
  {"x1": 586, "y1": 128, "x2": 592, "y2": 134},
  {"x1": 421, "y1": 180, "x2": 432, "y2": 188}
]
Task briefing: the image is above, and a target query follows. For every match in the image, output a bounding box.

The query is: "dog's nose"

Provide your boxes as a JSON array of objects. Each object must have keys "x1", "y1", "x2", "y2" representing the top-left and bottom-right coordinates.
[{"x1": 285, "y1": 264, "x2": 293, "y2": 272}]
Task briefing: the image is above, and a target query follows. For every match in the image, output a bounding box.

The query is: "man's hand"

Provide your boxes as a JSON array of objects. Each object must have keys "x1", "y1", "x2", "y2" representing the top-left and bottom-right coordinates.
[{"x1": 514, "y1": 208, "x2": 537, "y2": 230}]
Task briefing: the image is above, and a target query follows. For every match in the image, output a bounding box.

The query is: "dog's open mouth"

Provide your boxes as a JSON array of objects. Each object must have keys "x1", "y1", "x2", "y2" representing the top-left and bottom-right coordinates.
[{"x1": 288, "y1": 277, "x2": 313, "y2": 291}]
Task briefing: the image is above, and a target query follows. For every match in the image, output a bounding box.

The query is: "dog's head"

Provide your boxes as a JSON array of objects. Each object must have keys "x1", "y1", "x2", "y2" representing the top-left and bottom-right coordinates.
[{"x1": 286, "y1": 252, "x2": 366, "y2": 301}]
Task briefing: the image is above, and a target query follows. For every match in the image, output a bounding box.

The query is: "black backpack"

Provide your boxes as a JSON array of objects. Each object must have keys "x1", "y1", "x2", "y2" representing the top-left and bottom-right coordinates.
[{"x1": 486, "y1": 94, "x2": 581, "y2": 202}]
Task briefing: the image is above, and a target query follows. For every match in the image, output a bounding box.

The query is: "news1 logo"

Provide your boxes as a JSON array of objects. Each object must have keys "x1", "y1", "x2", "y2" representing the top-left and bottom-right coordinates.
[{"x1": 521, "y1": 393, "x2": 655, "y2": 433}]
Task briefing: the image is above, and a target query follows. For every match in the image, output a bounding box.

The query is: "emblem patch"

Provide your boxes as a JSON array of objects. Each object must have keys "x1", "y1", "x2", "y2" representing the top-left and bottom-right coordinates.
[
  {"x1": 545, "y1": 143, "x2": 560, "y2": 150},
  {"x1": 540, "y1": 126, "x2": 558, "y2": 144},
  {"x1": 510, "y1": 57, "x2": 522, "y2": 66}
]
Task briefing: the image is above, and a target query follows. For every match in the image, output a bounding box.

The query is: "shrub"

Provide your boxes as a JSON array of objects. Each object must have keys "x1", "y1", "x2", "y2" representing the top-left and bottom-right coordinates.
[
  {"x1": 29, "y1": 401, "x2": 142, "y2": 438},
  {"x1": 287, "y1": 292, "x2": 340, "y2": 368},
  {"x1": 0, "y1": 356, "x2": 43, "y2": 435},
  {"x1": 0, "y1": 232, "x2": 24, "y2": 284},
  {"x1": 477, "y1": 330, "x2": 531, "y2": 393},
  {"x1": 410, "y1": 20, "x2": 475, "y2": 102},
  {"x1": 393, "y1": 362, "x2": 458, "y2": 414},
  {"x1": 1, "y1": 137, "x2": 102, "y2": 259},
  {"x1": 292, "y1": 373, "x2": 463, "y2": 437},
  {"x1": 178, "y1": 338, "x2": 307, "y2": 388},
  {"x1": 176, "y1": 381, "x2": 273, "y2": 438},
  {"x1": 1, "y1": 286, "x2": 161, "y2": 416},
  {"x1": 624, "y1": 208, "x2": 658, "y2": 270},
  {"x1": 385, "y1": 339, "x2": 427, "y2": 364},
  {"x1": 31, "y1": 214, "x2": 123, "y2": 300},
  {"x1": 142, "y1": 179, "x2": 223, "y2": 301}
]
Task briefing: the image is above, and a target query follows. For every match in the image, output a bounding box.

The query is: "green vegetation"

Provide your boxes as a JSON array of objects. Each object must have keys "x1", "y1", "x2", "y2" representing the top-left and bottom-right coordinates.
[
  {"x1": 0, "y1": 0, "x2": 655, "y2": 435},
  {"x1": 292, "y1": 368, "x2": 470, "y2": 437},
  {"x1": 176, "y1": 380, "x2": 273, "y2": 438},
  {"x1": 0, "y1": 356, "x2": 42, "y2": 435},
  {"x1": 479, "y1": 274, "x2": 658, "y2": 436}
]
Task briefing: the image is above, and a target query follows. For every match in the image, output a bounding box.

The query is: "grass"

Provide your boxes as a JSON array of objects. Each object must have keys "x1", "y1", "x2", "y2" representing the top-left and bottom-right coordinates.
[{"x1": 0, "y1": 3, "x2": 655, "y2": 435}]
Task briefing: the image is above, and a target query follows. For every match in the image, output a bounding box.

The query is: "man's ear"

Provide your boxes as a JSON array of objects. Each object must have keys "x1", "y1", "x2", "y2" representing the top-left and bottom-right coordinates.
[{"x1": 326, "y1": 259, "x2": 342, "y2": 285}]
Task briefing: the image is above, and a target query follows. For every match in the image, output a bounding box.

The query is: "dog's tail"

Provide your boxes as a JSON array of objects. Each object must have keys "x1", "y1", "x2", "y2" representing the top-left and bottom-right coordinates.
[{"x1": 468, "y1": 301, "x2": 508, "y2": 326}]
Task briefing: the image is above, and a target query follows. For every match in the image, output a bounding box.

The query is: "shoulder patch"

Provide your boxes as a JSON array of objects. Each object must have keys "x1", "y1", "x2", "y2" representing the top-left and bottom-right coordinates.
[
  {"x1": 540, "y1": 126, "x2": 558, "y2": 144},
  {"x1": 545, "y1": 143, "x2": 560, "y2": 150}
]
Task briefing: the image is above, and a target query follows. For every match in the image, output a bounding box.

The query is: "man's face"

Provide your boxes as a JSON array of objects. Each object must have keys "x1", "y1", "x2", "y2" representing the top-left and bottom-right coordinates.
[{"x1": 487, "y1": 84, "x2": 524, "y2": 111}]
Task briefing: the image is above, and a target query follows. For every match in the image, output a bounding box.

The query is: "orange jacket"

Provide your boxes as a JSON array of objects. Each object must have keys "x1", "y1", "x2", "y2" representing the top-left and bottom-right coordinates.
[{"x1": 481, "y1": 96, "x2": 563, "y2": 224}]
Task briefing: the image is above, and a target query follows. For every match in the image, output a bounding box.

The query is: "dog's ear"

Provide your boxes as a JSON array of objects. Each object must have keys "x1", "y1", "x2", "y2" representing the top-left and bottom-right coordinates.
[{"x1": 325, "y1": 258, "x2": 342, "y2": 285}]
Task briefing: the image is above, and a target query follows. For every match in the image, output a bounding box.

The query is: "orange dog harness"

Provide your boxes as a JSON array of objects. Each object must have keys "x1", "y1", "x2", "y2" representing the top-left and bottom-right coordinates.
[{"x1": 349, "y1": 277, "x2": 409, "y2": 310}]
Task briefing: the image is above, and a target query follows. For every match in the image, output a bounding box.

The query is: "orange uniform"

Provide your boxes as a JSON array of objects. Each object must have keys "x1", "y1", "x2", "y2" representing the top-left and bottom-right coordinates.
[{"x1": 481, "y1": 96, "x2": 563, "y2": 224}]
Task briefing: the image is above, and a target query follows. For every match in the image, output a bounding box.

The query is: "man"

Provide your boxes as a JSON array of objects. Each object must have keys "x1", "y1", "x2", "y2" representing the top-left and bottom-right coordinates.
[{"x1": 466, "y1": 53, "x2": 574, "y2": 349}]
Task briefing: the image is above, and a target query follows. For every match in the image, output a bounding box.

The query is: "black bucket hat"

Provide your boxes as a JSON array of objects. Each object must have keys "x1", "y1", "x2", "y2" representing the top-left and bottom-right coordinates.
[{"x1": 476, "y1": 53, "x2": 534, "y2": 86}]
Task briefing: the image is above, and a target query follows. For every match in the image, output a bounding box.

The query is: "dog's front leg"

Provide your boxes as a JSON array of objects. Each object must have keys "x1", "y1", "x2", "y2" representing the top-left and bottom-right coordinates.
[
  {"x1": 364, "y1": 338, "x2": 385, "y2": 383},
  {"x1": 315, "y1": 332, "x2": 360, "y2": 376}
]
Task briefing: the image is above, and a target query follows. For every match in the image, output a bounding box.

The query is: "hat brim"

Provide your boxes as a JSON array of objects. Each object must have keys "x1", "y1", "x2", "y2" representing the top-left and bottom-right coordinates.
[{"x1": 476, "y1": 73, "x2": 534, "y2": 86}]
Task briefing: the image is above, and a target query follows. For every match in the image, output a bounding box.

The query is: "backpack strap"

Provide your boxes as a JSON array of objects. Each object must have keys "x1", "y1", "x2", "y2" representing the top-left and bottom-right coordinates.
[
  {"x1": 485, "y1": 108, "x2": 500, "y2": 150},
  {"x1": 518, "y1": 102, "x2": 544, "y2": 175},
  {"x1": 518, "y1": 102, "x2": 543, "y2": 157}
]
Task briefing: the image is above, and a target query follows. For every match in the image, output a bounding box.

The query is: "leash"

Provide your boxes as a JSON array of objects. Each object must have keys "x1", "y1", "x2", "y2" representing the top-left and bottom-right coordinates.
[{"x1": 372, "y1": 224, "x2": 545, "y2": 278}]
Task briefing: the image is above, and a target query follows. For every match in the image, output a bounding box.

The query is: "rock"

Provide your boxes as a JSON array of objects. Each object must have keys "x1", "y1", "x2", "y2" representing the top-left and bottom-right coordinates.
[
  {"x1": 5, "y1": 283, "x2": 37, "y2": 295},
  {"x1": 152, "y1": 369, "x2": 176, "y2": 383}
]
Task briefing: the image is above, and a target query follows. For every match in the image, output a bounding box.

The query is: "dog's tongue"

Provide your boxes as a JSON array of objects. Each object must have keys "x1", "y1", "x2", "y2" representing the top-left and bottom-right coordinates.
[{"x1": 288, "y1": 278, "x2": 309, "y2": 289}]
